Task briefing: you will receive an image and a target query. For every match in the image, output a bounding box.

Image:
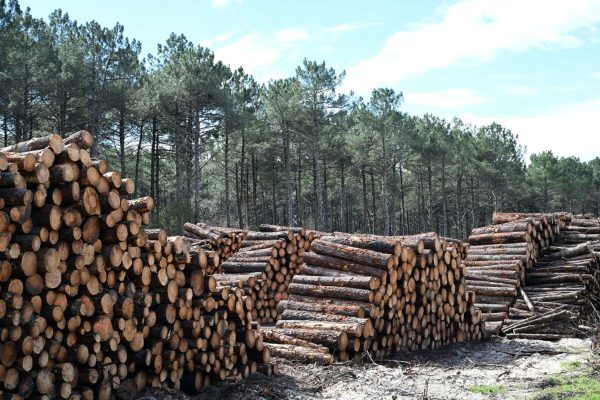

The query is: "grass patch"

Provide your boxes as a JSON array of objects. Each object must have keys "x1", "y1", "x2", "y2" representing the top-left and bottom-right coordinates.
[
  {"x1": 532, "y1": 375, "x2": 600, "y2": 400},
  {"x1": 561, "y1": 360, "x2": 584, "y2": 371},
  {"x1": 469, "y1": 384, "x2": 507, "y2": 395}
]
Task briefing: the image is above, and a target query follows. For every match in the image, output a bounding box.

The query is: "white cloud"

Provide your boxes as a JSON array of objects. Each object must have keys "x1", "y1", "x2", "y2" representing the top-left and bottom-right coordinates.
[
  {"x1": 409, "y1": 89, "x2": 487, "y2": 109},
  {"x1": 200, "y1": 32, "x2": 236, "y2": 48},
  {"x1": 505, "y1": 86, "x2": 539, "y2": 96},
  {"x1": 209, "y1": 20, "x2": 383, "y2": 82},
  {"x1": 324, "y1": 22, "x2": 381, "y2": 34},
  {"x1": 344, "y1": 0, "x2": 600, "y2": 93},
  {"x1": 214, "y1": 33, "x2": 280, "y2": 74},
  {"x1": 461, "y1": 96, "x2": 600, "y2": 161},
  {"x1": 275, "y1": 28, "x2": 309, "y2": 44},
  {"x1": 211, "y1": 0, "x2": 242, "y2": 8}
]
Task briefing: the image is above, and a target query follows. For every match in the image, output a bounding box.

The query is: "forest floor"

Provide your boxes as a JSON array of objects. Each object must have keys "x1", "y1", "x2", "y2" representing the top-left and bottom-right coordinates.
[{"x1": 135, "y1": 337, "x2": 600, "y2": 400}]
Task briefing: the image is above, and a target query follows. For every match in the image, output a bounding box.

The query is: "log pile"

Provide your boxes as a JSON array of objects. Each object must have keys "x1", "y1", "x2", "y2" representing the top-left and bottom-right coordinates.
[
  {"x1": 215, "y1": 225, "x2": 314, "y2": 324},
  {"x1": 0, "y1": 131, "x2": 270, "y2": 399},
  {"x1": 185, "y1": 224, "x2": 314, "y2": 325},
  {"x1": 265, "y1": 232, "x2": 483, "y2": 363},
  {"x1": 183, "y1": 223, "x2": 247, "y2": 274},
  {"x1": 464, "y1": 213, "x2": 565, "y2": 334},
  {"x1": 502, "y1": 215, "x2": 600, "y2": 340}
]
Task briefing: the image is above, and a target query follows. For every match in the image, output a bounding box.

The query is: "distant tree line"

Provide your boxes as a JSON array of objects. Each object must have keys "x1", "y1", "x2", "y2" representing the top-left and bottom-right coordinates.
[{"x1": 1, "y1": 0, "x2": 599, "y2": 236}]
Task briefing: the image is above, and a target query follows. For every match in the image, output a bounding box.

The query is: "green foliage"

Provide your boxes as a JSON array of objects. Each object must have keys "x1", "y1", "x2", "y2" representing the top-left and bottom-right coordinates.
[
  {"x1": 469, "y1": 384, "x2": 507, "y2": 395},
  {"x1": 533, "y1": 374, "x2": 600, "y2": 400},
  {"x1": 560, "y1": 360, "x2": 583, "y2": 371},
  {"x1": 1, "y1": 0, "x2": 598, "y2": 236}
]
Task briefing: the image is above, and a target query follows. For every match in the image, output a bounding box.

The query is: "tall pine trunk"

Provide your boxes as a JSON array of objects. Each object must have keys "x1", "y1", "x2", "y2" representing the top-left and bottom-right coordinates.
[
  {"x1": 240, "y1": 127, "x2": 247, "y2": 227},
  {"x1": 119, "y1": 109, "x2": 126, "y2": 176},
  {"x1": 283, "y1": 129, "x2": 293, "y2": 225},
  {"x1": 271, "y1": 154, "x2": 277, "y2": 223},
  {"x1": 361, "y1": 163, "x2": 368, "y2": 232},
  {"x1": 380, "y1": 130, "x2": 389, "y2": 235},
  {"x1": 224, "y1": 121, "x2": 231, "y2": 227},
  {"x1": 193, "y1": 106, "x2": 201, "y2": 223},
  {"x1": 252, "y1": 151, "x2": 258, "y2": 226},
  {"x1": 370, "y1": 169, "x2": 377, "y2": 234},
  {"x1": 235, "y1": 162, "x2": 243, "y2": 228},
  {"x1": 134, "y1": 120, "x2": 144, "y2": 197},
  {"x1": 150, "y1": 115, "x2": 156, "y2": 205}
]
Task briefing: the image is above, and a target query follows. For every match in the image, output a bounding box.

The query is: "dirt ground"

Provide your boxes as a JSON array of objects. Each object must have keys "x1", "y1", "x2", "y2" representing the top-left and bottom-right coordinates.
[{"x1": 135, "y1": 337, "x2": 598, "y2": 400}]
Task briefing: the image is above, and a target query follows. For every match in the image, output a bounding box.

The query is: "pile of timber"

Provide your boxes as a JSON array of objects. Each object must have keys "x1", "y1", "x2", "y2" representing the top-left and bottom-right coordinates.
[
  {"x1": 265, "y1": 232, "x2": 483, "y2": 363},
  {"x1": 464, "y1": 213, "x2": 566, "y2": 334},
  {"x1": 0, "y1": 132, "x2": 270, "y2": 399},
  {"x1": 214, "y1": 225, "x2": 314, "y2": 324},
  {"x1": 503, "y1": 215, "x2": 600, "y2": 340},
  {"x1": 183, "y1": 223, "x2": 247, "y2": 274}
]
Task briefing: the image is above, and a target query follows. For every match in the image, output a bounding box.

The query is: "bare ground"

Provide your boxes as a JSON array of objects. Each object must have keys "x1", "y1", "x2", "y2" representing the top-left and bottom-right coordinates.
[{"x1": 135, "y1": 337, "x2": 598, "y2": 400}]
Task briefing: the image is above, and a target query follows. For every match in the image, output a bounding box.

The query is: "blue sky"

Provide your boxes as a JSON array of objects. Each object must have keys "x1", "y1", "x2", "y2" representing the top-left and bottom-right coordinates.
[{"x1": 21, "y1": 0, "x2": 600, "y2": 161}]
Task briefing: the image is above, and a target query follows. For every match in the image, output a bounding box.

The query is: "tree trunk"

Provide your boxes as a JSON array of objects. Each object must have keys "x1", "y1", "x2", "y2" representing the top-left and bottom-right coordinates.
[
  {"x1": 296, "y1": 146, "x2": 302, "y2": 226},
  {"x1": 441, "y1": 153, "x2": 448, "y2": 237},
  {"x1": 236, "y1": 162, "x2": 243, "y2": 228},
  {"x1": 399, "y1": 158, "x2": 406, "y2": 234},
  {"x1": 150, "y1": 115, "x2": 156, "y2": 207},
  {"x1": 174, "y1": 102, "x2": 181, "y2": 229},
  {"x1": 271, "y1": 154, "x2": 277, "y2": 224},
  {"x1": 380, "y1": 130, "x2": 389, "y2": 236},
  {"x1": 119, "y1": 109, "x2": 126, "y2": 176},
  {"x1": 361, "y1": 163, "x2": 368, "y2": 232},
  {"x1": 314, "y1": 123, "x2": 324, "y2": 230},
  {"x1": 224, "y1": 120, "x2": 231, "y2": 227},
  {"x1": 370, "y1": 169, "x2": 376, "y2": 234},
  {"x1": 252, "y1": 151, "x2": 258, "y2": 226},
  {"x1": 154, "y1": 115, "x2": 160, "y2": 213},
  {"x1": 193, "y1": 106, "x2": 201, "y2": 223},
  {"x1": 240, "y1": 126, "x2": 247, "y2": 227},
  {"x1": 283, "y1": 130, "x2": 293, "y2": 225},
  {"x1": 3, "y1": 115, "x2": 8, "y2": 147},
  {"x1": 323, "y1": 158, "x2": 328, "y2": 231},
  {"x1": 427, "y1": 160, "x2": 433, "y2": 230},
  {"x1": 340, "y1": 159, "x2": 347, "y2": 232},
  {"x1": 245, "y1": 162, "x2": 250, "y2": 227},
  {"x1": 134, "y1": 120, "x2": 144, "y2": 197}
]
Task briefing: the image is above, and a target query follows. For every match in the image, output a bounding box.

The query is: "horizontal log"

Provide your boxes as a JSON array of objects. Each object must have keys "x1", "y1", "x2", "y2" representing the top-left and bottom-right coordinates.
[
  {"x1": 468, "y1": 231, "x2": 530, "y2": 245},
  {"x1": 288, "y1": 282, "x2": 373, "y2": 303},
  {"x1": 291, "y1": 274, "x2": 380, "y2": 290},
  {"x1": 310, "y1": 239, "x2": 393, "y2": 269}
]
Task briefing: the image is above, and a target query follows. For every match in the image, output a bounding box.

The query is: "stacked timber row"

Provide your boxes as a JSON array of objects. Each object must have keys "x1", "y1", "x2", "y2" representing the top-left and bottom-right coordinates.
[
  {"x1": 214, "y1": 224, "x2": 314, "y2": 324},
  {"x1": 183, "y1": 223, "x2": 247, "y2": 274},
  {"x1": 185, "y1": 223, "x2": 314, "y2": 325},
  {"x1": 266, "y1": 232, "x2": 483, "y2": 363},
  {"x1": 464, "y1": 213, "x2": 565, "y2": 334},
  {"x1": 503, "y1": 214, "x2": 600, "y2": 340},
  {"x1": 0, "y1": 132, "x2": 270, "y2": 399}
]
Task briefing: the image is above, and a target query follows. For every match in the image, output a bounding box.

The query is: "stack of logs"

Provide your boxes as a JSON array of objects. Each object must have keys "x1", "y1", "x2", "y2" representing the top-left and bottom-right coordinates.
[
  {"x1": 184, "y1": 223, "x2": 314, "y2": 324},
  {"x1": 215, "y1": 225, "x2": 314, "y2": 324},
  {"x1": 0, "y1": 131, "x2": 270, "y2": 399},
  {"x1": 463, "y1": 213, "x2": 566, "y2": 334},
  {"x1": 183, "y1": 223, "x2": 247, "y2": 274},
  {"x1": 502, "y1": 214, "x2": 600, "y2": 340},
  {"x1": 264, "y1": 232, "x2": 483, "y2": 363}
]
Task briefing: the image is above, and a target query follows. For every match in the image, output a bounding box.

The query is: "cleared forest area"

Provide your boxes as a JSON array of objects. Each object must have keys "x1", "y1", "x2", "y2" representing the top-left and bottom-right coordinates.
[
  {"x1": 1, "y1": 2, "x2": 600, "y2": 399},
  {"x1": 0, "y1": 128, "x2": 597, "y2": 398}
]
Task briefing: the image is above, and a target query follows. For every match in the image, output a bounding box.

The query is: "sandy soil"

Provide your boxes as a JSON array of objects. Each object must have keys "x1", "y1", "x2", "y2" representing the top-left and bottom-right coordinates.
[{"x1": 134, "y1": 337, "x2": 596, "y2": 400}]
